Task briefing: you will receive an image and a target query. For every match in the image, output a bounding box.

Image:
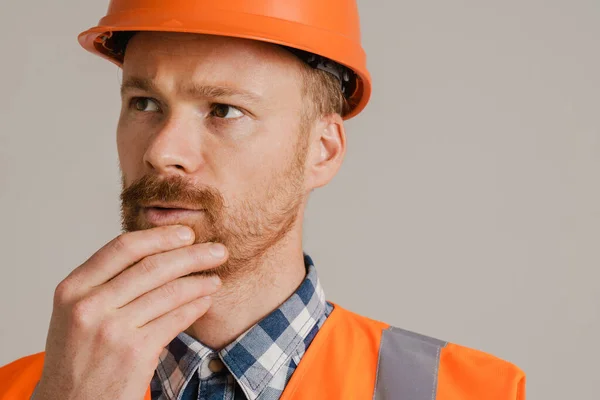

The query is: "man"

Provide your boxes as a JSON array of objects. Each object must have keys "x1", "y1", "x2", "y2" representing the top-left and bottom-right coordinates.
[{"x1": 0, "y1": 1, "x2": 525, "y2": 399}]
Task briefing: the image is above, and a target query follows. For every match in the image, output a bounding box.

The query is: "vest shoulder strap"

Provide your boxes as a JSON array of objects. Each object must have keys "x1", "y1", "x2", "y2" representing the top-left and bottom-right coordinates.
[
  {"x1": 374, "y1": 326, "x2": 448, "y2": 400},
  {"x1": 374, "y1": 325, "x2": 525, "y2": 400}
]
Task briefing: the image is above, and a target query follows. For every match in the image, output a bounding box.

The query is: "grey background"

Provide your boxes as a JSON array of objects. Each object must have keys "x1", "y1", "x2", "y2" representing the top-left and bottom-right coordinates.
[{"x1": 1, "y1": 1, "x2": 598, "y2": 398}]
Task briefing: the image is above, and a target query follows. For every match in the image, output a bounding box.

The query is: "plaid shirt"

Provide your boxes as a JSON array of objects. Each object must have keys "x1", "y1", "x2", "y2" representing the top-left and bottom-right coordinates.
[{"x1": 150, "y1": 254, "x2": 333, "y2": 400}]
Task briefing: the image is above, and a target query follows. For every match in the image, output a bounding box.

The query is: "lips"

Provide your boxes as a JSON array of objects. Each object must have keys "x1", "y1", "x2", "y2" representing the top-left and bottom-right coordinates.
[
  {"x1": 144, "y1": 202, "x2": 203, "y2": 211},
  {"x1": 142, "y1": 204, "x2": 205, "y2": 225}
]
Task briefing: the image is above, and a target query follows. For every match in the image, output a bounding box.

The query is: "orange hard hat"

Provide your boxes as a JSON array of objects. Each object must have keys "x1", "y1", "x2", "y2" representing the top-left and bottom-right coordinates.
[{"x1": 78, "y1": 0, "x2": 371, "y2": 119}]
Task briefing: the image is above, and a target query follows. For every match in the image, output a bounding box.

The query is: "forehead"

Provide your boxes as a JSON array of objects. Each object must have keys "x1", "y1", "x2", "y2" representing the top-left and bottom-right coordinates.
[{"x1": 122, "y1": 32, "x2": 305, "y2": 98}]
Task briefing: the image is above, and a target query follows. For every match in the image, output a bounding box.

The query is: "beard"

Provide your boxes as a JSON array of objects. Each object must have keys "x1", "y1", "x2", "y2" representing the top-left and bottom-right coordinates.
[{"x1": 120, "y1": 133, "x2": 309, "y2": 279}]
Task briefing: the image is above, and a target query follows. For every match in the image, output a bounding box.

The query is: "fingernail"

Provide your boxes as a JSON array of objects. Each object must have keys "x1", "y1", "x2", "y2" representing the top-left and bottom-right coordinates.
[
  {"x1": 211, "y1": 276, "x2": 222, "y2": 288},
  {"x1": 177, "y1": 227, "x2": 193, "y2": 241},
  {"x1": 209, "y1": 243, "x2": 225, "y2": 258}
]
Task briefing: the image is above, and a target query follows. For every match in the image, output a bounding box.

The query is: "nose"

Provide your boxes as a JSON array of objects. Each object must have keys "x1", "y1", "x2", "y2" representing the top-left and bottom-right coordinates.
[{"x1": 143, "y1": 114, "x2": 204, "y2": 176}]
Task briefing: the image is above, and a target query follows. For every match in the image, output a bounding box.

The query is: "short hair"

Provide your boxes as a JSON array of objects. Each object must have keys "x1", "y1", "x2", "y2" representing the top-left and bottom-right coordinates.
[{"x1": 300, "y1": 66, "x2": 349, "y2": 120}]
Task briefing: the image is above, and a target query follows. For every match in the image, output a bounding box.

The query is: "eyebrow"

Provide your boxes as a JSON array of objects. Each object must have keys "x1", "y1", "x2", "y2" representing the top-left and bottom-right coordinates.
[
  {"x1": 120, "y1": 77, "x2": 262, "y2": 103},
  {"x1": 120, "y1": 77, "x2": 158, "y2": 97}
]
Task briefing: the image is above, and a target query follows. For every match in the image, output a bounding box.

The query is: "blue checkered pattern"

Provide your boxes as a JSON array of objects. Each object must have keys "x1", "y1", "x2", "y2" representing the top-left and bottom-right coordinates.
[{"x1": 150, "y1": 253, "x2": 333, "y2": 400}]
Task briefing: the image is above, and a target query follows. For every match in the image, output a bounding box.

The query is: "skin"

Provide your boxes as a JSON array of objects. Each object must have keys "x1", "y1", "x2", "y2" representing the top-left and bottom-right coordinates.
[{"x1": 35, "y1": 32, "x2": 346, "y2": 399}]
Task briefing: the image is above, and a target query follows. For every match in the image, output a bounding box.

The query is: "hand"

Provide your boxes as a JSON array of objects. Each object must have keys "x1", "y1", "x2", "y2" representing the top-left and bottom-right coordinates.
[{"x1": 33, "y1": 225, "x2": 227, "y2": 400}]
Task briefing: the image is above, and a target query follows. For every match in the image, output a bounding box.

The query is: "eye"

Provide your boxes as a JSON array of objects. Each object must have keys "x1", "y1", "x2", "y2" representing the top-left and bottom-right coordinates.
[
  {"x1": 211, "y1": 104, "x2": 244, "y2": 119},
  {"x1": 131, "y1": 97, "x2": 160, "y2": 112}
]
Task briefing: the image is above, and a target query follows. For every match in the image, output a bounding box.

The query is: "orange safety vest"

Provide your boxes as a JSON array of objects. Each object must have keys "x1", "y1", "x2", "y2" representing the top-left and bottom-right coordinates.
[{"x1": 0, "y1": 304, "x2": 525, "y2": 399}]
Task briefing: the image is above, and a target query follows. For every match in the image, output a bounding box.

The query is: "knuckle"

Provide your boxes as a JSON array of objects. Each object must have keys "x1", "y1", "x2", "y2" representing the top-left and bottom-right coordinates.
[
  {"x1": 54, "y1": 280, "x2": 74, "y2": 305},
  {"x1": 111, "y1": 233, "x2": 130, "y2": 255},
  {"x1": 161, "y1": 281, "x2": 180, "y2": 301},
  {"x1": 139, "y1": 256, "x2": 159, "y2": 276},
  {"x1": 70, "y1": 298, "x2": 97, "y2": 328},
  {"x1": 97, "y1": 320, "x2": 122, "y2": 344}
]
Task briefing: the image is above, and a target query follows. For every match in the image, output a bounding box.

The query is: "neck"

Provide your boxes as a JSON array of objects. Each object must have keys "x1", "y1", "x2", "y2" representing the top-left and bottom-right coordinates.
[{"x1": 184, "y1": 226, "x2": 307, "y2": 350}]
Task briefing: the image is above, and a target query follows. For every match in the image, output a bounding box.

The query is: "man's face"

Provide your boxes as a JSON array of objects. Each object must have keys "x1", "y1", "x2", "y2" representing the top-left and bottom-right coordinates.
[{"x1": 118, "y1": 32, "x2": 311, "y2": 278}]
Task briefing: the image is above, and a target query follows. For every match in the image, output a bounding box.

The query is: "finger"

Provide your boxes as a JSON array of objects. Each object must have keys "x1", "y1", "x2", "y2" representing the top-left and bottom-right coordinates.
[
  {"x1": 102, "y1": 242, "x2": 227, "y2": 308},
  {"x1": 143, "y1": 296, "x2": 213, "y2": 347},
  {"x1": 65, "y1": 225, "x2": 195, "y2": 291},
  {"x1": 124, "y1": 275, "x2": 221, "y2": 327}
]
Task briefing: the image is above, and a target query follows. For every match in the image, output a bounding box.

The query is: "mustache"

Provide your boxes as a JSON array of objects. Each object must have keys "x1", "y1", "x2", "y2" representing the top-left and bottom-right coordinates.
[{"x1": 120, "y1": 175, "x2": 225, "y2": 221}]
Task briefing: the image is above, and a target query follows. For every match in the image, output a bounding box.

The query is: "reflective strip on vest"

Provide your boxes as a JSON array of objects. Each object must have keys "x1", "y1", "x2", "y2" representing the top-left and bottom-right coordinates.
[{"x1": 373, "y1": 326, "x2": 448, "y2": 400}]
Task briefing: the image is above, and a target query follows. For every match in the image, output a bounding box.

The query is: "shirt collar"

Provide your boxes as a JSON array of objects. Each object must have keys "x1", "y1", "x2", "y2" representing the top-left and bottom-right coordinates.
[{"x1": 154, "y1": 253, "x2": 327, "y2": 400}]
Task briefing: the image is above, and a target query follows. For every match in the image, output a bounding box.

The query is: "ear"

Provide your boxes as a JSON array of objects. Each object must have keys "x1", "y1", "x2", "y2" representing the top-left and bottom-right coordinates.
[{"x1": 305, "y1": 113, "x2": 346, "y2": 190}]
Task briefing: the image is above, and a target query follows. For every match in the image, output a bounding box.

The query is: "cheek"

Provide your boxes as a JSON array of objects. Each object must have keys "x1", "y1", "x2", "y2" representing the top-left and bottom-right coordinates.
[
  {"x1": 222, "y1": 140, "x2": 297, "y2": 199},
  {"x1": 116, "y1": 120, "x2": 147, "y2": 180}
]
